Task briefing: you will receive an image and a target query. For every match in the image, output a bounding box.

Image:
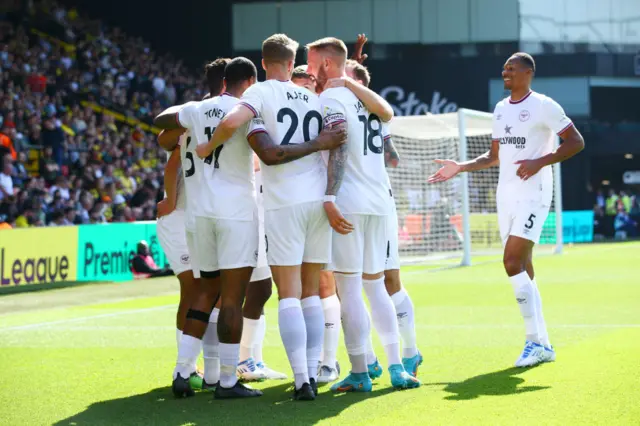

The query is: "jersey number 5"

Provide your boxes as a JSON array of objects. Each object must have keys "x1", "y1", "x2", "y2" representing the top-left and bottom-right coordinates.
[
  {"x1": 358, "y1": 114, "x2": 383, "y2": 155},
  {"x1": 525, "y1": 214, "x2": 537, "y2": 230},
  {"x1": 277, "y1": 108, "x2": 322, "y2": 145}
]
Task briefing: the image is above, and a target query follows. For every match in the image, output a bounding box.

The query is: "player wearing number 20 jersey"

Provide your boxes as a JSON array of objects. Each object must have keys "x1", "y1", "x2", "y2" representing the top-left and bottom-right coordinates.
[{"x1": 240, "y1": 79, "x2": 331, "y2": 266}]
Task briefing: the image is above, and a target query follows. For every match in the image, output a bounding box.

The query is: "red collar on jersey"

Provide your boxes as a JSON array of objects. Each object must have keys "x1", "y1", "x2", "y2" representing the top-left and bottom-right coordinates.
[{"x1": 509, "y1": 91, "x2": 532, "y2": 104}]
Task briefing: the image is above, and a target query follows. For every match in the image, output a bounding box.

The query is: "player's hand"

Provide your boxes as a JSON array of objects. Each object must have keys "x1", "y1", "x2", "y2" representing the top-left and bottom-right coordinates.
[
  {"x1": 514, "y1": 158, "x2": 544, "y2": 181},
  {"x1": 324, "y1": 201, "x2": 354, "y2": 235},
  {"x1": 324, "y1": 76, "x2": 354, "y2": 90},
  {"x1": 427, "y1": 159, "x2": 462, "y2": 183},
  {"x1": 195, "y1": 143, "x2": 212, "y2": 159},
  {"x1": 314, "y1": 126, "x2": 347, "y2": 151},
  {"x1": 351, "y1": 34, "x2": 368, "y2": 64},
  {"x1": 385, "y1": 152, "x2": 400, "y2": 168},
  {"x1": 156, "y1": 199, "x2": 174, "y2": 218}
]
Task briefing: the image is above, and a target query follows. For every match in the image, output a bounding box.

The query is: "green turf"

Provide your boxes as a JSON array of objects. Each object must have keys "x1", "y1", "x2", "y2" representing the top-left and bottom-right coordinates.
[{"x1": 1, "y1": 242, "x2": 639, "y2": 425}]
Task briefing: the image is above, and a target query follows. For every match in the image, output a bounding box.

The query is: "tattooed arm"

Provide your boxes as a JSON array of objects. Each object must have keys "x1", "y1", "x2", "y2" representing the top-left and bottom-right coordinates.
[
  {"x1": 384, "y1": 135, "x2": 400, "y2": 168},
  {"x1": 247, "y1": 127, "x2": 346, "y2": 166},
  {"x1": 325, "y1": 143, "x2": 348, "y2": 196}
]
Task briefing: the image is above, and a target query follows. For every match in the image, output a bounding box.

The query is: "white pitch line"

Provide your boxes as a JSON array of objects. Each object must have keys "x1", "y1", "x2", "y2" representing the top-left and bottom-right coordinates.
[{"x1": 0, "y1": 304, "x2": 175, "y2": 332}]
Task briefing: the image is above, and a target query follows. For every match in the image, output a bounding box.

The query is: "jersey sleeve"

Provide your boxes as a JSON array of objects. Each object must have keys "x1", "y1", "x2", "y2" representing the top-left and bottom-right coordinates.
[
  {"x1": 320, "y1": 96, "x2": 346, "y2": 128},
  {"x1": 542, "y1": 96, "x2": 574, "y2": 135},
  {"x1": 239, "y1": 84, "x2": 263, "y2": 117},
  {"x1": 381, "y1": 121, "x2": 391, "y2": 142},
  {"x1": 176, "y1": 103, "x2": 198, "y2": 130},
  {"x1": 491, "y1": 103, "x2": 501, "y2": 142},
  {"x1": 246, "y1": 117, "x2": 267, "y2": 139}
]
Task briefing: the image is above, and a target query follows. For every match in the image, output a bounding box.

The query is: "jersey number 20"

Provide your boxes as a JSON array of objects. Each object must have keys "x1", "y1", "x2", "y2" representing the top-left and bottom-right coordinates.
[{"x1": 277, "y1": 108, "x2": 322, "y2": 145}]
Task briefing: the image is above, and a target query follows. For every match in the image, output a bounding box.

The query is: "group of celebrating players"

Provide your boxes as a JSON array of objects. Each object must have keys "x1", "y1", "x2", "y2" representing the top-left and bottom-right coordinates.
[{"x1": 153, "y1": 32, "x2": 585, "y2": 401}]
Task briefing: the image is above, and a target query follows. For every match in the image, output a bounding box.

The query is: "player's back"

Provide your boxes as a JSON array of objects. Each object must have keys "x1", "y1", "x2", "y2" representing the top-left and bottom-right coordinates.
[
  {"x1": 178, "y1": 94, "x2": 256, "y2": 220},
  {"x1": 240, "y1": 80, "x2": 326, "y2": 210},
  {"x1": 321, "y1": 87, "x2": 392, "y2": 215}
]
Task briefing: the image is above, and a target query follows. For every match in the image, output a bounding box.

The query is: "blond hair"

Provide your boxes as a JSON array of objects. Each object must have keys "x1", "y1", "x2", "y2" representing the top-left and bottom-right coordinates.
[
  {"x1": 262, "y1": 33, "x2": 299, "y2": 65},
  {"x1": 346, "y1": 59, "x2": 371, "y2": 87},
  {"x1": 306, "y1": 37, "x2": 348, "y2": 65}
]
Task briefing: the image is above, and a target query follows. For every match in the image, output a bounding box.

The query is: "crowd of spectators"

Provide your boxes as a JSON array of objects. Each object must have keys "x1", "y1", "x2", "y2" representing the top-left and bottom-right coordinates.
[
  {"x1": 0, "y1": 0, "x2": 208, "y2": 228},
  {"x1": 593, "y1": 189, "x2": 640, "y2": 240}
]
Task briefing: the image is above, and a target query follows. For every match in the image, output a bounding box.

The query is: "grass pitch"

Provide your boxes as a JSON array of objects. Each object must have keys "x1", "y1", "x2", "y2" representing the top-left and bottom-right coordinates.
[{"x1": 1, "y1": 242, "x2": 639, "y2": 425}]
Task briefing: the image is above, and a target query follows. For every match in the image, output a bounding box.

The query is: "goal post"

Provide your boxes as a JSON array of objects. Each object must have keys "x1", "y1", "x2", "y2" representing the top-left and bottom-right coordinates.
[{"x1": 387, "y1": 108, "x2": 563, "y2": 267}]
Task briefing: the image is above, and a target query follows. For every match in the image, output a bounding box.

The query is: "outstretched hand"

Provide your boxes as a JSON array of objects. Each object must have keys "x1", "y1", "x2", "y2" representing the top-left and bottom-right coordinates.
[
  {"x1": 427, "y1": 159, "x2": 462, "y2": 183},
  {"x1": 351, "y1": 34, "x2": 368, "y2": 64}
]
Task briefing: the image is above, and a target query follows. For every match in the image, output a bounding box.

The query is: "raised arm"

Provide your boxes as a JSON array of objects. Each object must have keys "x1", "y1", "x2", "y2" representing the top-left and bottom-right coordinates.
[
  {"x1": 247, "y1": 127, "x2": 346, "y2": 166},
  {"x1": 196, "y1": 104, "x2": 254, "y2": 159},
  {"x1": 154, "y1": 105, "x2": 185, "y2": 130},
  {"x1": 428, "y1": 141, "x2": 499, "y2": 184}
]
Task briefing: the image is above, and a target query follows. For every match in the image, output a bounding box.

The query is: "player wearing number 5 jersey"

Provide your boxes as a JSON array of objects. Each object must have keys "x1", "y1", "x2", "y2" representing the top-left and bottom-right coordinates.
[
  {"x1": 428, "y1": 52, "x2": 584, "y2": 368},
  {"x1": 196, "y1": 34, "x2": 347, "y2": 401},
  {"x1": 306, "y1": 37, "x2": 420, "y2": 393}
]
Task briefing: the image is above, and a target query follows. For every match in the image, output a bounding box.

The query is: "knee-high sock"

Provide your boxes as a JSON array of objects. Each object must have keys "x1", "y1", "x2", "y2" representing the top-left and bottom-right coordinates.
[
  {"x1": 531, "y1": 278, "x2": 550, "y2": 348},
  {"x1": 363, "y1": 277, "x2": 401, "y2": 367},
  {"x1": 174, "y1": 334, "x2": 202, "y2": 380},
  {"x1": 321, "y1": 294, "x2": 341, "y2": 368},
  {"x1": 302, "y1": 296, "x2": 324, "y2": 381},
  {"x1": 278, "y1": 298, "x2": 309, "y2": 388},
  {"x1": 254, "y1": 315, "x2": 266, "y2": 364},
  {"x1": 390, "y1": 288, "x2": 418, "y2": 358},
  {"x1": 509, "y1": 272, "x2": 540, "y2": 344},
  {"x1": 219, "y1": 343, "x2": 240, "y2": 388},
  {"x1": 202, "y1": 308, "x2": 220, "y2": 384},
  {"x1": 365, "y1": 312, "x2": 377, "y2": 365},
  {"x1": 335, "y1": 273, "x2": 369, "y2": 374},
  {"x1": 239, "y1": 317, "x2": 260, "y2": 361}
]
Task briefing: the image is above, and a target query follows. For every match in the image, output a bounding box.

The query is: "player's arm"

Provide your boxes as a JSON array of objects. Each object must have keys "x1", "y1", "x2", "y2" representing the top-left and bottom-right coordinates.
[
  {"x1": 248, "y1": 126, "x2": 346, "y2": 166},
  {"x1": 157, "y1": 148, "x2": 180, "y2": 218},
  {"x1": 381, "y1": 122, "x2": 399, "y2": 167},
  {"x1": 515, "y1": 99, "x2": 585, "y2": 180},
  {"x1": 157, "y1": 128, "x2": 185, "y2": 151},
  {"x1": 325, "y1": 76, "x2": 393, "y2": 122},
  {"x1": 196, "y1": 104, "x2": 254, "y2": 159},
  {"x1": 154, "y1": 105, "x2": 185, "y2": 130},
  {"x1": 428, "y1": 141, "x2": 499, "y2": 184},
  {"x1": 351, "y1": 34, "x2": 368, "y2": 64}
]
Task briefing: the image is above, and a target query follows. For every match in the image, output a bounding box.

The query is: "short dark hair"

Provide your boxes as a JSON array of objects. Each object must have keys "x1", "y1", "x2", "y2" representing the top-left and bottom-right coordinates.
[
  {"x1": 511, "y1": 52, "x2": 536, "y2": 73},
  {"x1": 204, "y1": 58, "x2": 231, "y2": 96},
  {"x1": 224, "y1": 57, "x2": 257, "y2": 89}
]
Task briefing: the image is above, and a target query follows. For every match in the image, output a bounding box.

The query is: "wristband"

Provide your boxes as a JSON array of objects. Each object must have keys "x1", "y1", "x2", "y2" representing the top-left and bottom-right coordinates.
[{"x1": 324, "y1": 195, "x2": 336, "y2": 203}]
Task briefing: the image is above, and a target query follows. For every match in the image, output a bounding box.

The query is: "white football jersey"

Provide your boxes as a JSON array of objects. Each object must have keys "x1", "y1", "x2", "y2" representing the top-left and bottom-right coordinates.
[
  {"x1": 240, "y1": 80, "x2": 326, "y2": 211},
  {"x1": 492, "y1": 91, "x2": 573, "y2": 206},
  {"x1": 320, "y1": 87, "x2": 392, "y2": 216},
  {"x1": 178, "y1": 127, "x2": 201, "y2": 232},
  {"x1": 177, "y1": 93, "x2": 257, "y2": 221}
]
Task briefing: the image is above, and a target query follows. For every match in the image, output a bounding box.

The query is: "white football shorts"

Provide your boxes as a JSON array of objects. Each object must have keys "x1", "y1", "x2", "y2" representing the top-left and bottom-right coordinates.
[
  {"x1": 195, "y1": 216, "x2": 259, "y2": 273},
  {"x1": 184, "y1": 229, "x2": 200, "y2": 279},
  {"x1": 156, "y1": 209, "x2": 192, "y2": 276},
  {"x1": 328, "y1": 214, "x2": 388, "y2": 275},
  {"x1": 385, "y1": 202, "x2": 400, "y2": 271},
  {"x1": 250, "y1": 203, "x2": 271, "y2": 282},
  {"x1": 264, "y1": 201, "x2": 331, "y2": 266},
  {"x1": 498, "y1": 200, "x2": 551, "y2": 246}
]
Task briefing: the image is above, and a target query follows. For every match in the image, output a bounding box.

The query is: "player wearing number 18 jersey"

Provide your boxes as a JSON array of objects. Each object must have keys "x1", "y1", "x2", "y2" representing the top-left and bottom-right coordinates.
[
  {"x1": 306, "y1": 37, "x2": 420, "y2": 393},
  {"x1": 428, "y1": 52, "x2": 584, "y2": 368}
]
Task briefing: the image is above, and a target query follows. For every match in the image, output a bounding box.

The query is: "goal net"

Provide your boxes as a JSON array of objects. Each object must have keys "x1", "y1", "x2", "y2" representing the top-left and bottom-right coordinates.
[{"x1": 387, "y1": 108, "x2": 562, "y2": 267}]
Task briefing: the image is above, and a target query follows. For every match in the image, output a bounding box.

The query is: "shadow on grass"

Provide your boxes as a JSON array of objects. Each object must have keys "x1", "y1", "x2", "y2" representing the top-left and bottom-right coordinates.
[
  {"x1": 54, "y1": 381, "x2": 396, "y2": 426},
  {"x1": 429, "y1": 367, "x2": 551, "y2": 401}
]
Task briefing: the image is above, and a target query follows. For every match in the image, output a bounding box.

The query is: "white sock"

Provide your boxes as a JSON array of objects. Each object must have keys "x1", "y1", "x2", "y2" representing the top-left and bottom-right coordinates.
[
  {"x1": 321, "y1": 294, "x2": 341, "y2": 368},
  {"x1": 335, "y1": 273, "x2": 369, "y2": 374},
  {"x1": 176, "y1": 328, "x2": 182, "y2": 350},
  {"x1": 239, "y1": 317, "x2": 260, "y2": 361},
  {"x1": 202, "y1": 308, "x2": 220, "y2": 384},
  {"x1": 278, "y1": 298, "x2": 309, "y2": 388},
  {"x1": 532, "y1": 278, "x2": 551, "y2": 348},
  {"x1": 391, "y1": 288, "x2": 419, "y2": 358},
  {"x1": 254, "y1": 315, "x2": 266, "y2": 364},
  {"x1": 363, "y1": 277, "x2": 402, "y2": 367},
  {"x1": 219, "y1": 343, "x2": 240, "y2": 389},
  {"x1": 509, "y1": 271, "x2": 540, "y2": 344},
  {"x1": 302, "y1": 296, "x2": 324, "y2": 381},
  {"x1": 365, "y1": 325, "x2": 377, "y2": 365},
  {"x1": 173, "y1": 334, "x2": 202, "y2": 379}
]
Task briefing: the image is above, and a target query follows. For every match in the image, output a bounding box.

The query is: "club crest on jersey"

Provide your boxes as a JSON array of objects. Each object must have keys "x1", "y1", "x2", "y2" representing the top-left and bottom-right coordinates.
[
  {"x1": 519, "y1": 110, "x2": 530, "y2": 122},
  {"x1": 180, "y1": 254, "x2": 190, "y2": 264}
]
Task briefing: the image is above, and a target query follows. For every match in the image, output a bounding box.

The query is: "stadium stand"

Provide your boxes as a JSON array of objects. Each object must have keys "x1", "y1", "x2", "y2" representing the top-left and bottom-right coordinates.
[{"x1": 0, "y1": 0, "x2": 207, "y2": 228}]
